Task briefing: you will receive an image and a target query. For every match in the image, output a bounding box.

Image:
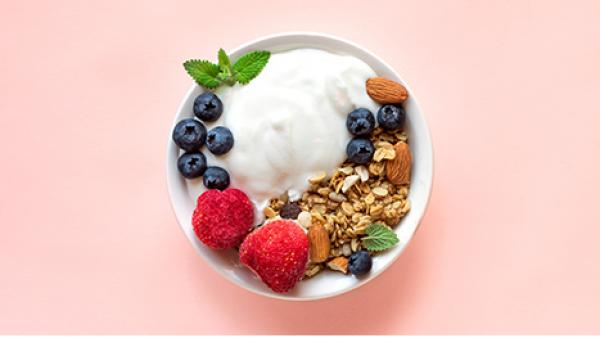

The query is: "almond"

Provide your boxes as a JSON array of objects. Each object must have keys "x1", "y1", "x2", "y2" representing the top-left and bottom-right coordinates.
[
  {"x1": 386, "y1": 142, "x2": 412, "y2": 185},
  {"x1": 308, "y1": 223, "x2": 330, "y2": 263},
  {"x1": 366, "y1": 77, "x2": 408, "y2": 104},
  {"x1": 327, "y1": 256, "x2": 348, "y2": 274}
]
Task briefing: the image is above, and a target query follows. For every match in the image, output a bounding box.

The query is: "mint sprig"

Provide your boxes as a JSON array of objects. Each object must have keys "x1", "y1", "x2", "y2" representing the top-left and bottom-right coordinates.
[
  {"x1": 183, "y1": 49, "x2": 270, "y2": 89},
  {"x1": 362, "y1": 224, "x2": 399, "y2": 251}
]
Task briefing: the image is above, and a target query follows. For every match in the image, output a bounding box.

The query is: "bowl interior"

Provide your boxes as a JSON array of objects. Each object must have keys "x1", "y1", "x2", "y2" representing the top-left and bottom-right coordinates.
[{"x1": 167, "y1": 33, "x2": 433, "y2": 300}]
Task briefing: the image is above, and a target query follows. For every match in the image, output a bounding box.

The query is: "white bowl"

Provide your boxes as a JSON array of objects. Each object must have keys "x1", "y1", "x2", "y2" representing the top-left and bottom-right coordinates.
[{"x1": 167, "y1": 32, "x2": 433, "y2": 301}]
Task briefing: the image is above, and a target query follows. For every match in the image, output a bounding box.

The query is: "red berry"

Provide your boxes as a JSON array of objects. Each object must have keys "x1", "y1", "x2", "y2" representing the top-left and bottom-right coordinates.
[
  {"x1": 192, "y1": 188, "x2": 254, "y2": 249},
  {"x1": 239, "y1": 220, "x2": 309, "y2": 293}
]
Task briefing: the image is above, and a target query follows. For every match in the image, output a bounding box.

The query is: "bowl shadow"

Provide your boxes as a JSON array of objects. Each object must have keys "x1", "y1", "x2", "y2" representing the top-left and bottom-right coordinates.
[{"x1": 186, "y1": 212, "x2": 435, "y2": 334}]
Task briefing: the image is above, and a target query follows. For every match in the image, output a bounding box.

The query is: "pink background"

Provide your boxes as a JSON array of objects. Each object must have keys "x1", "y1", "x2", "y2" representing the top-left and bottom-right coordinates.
[{"x1": 1, "y1": 0, "x2": 600, "y2": 334}]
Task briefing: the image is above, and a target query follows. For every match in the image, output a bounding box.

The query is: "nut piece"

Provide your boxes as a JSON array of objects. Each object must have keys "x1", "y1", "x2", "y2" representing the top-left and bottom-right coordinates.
[
  {"x1": 327, "y1": 257, "x2": 348, "y2": 274},
  {"x1": 355, "y1": 165, "x2": 369, "y2": 182},
  {"x1": 366, "y1": 77, "x2": 408, "y2": 104},
  {"x1": 308, "y1": 223, "x2": 330, "y2": 263},
  {"x1": 341, "y1": 175, "x2": 360, "y2": 193},
  {"x1": 386, "y1": 142, "x2": 412, "y2": 185},
  {"x1": 304, "y1": 264, "x2": 322, "y2": 278},
  {"x1": 342, "y1": 243, "x2": 352, "y2": 256},
  {"x1": 263, "y1": 207, "x2": 277, "y2": 219},
  {"x1": 297, "y1": 211, "x2": 312, "y2": 228}
]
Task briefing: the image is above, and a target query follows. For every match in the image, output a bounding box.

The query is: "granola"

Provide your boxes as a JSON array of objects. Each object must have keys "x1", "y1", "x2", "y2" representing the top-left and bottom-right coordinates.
[{"x1": 261, "y1": 127, "x2": 411, "y2": 278}]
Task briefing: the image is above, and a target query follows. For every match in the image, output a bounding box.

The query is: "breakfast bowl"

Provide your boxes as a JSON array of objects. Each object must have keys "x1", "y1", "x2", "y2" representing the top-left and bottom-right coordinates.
[{"x1": 166, "y1": 32, "x2": 433, "y2": 300}]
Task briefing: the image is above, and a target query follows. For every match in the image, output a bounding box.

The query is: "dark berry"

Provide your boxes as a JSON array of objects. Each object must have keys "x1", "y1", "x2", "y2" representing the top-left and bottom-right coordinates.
[
  {"x1": 193, "y1": 92, "x2": 223, "y2": 122},
  {"x1": 346, "y1": 108, "x2": 375, "y2": 136},
  {"x1": 206, "y1": 126, "x2": 234, "y2": 155},
  {"x1": 280, "y1": 203, "x2": 302, "y2": 219},
  {"x1": 348, "y1": 250, "x2": 372, "y2": 276},
  {"x1": 177, "y1": 152, "x2": 207, "y2": 179},
  {"x1": 172, "y1": 118, "x2": 206, "y2": 151},
  {"x1": 346, "y1": 137, "x2": 375, "y2": 164},
  {"x1": 203, "y1": 166, "x2": 230, "y2": 190},
  {"x1": 377, "y1": 104, "x2": 406, "y2": 131}
]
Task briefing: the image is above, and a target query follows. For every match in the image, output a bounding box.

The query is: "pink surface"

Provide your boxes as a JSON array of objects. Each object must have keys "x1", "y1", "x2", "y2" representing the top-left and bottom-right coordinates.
[{"x1": 1, "y1": 0, "x2": 599, "y2": 334}]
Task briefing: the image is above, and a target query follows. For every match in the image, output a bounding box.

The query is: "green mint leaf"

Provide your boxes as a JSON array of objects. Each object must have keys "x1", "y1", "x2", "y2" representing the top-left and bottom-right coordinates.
[
  {"x1": 217, "y1": 48, "x2": 232, "y2": 70},
  {"x1": 362, "y1": 223, "x2": 399, "y2": 251},
  {"x1": 233, "y1": 50, "x2": 270, "y2": 84},
  {"x1": 217, "y1": 49, "x2": 235, "y2": 85},
  {"x1": 183, "y1": 59, "x2": 221, "y2": 89}
]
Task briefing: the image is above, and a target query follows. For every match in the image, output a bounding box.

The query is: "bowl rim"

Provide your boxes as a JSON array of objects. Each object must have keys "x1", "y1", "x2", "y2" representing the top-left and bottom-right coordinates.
[{"x1": 166, "y1": 31, "x2": 434, "y2": 301}]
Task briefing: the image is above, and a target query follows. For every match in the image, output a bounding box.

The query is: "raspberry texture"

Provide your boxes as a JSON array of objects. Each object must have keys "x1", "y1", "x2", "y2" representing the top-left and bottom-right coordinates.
[
  {"x1": 239, "y1": 220, "x2": 309, "y2": 293},
  {"x1": 192, "y1": 188, "x2": 254, "y2": 249}
]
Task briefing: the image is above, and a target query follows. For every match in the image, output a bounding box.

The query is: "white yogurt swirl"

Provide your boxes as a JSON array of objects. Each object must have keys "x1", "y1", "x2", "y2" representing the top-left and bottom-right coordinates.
[{"x1": 188, "y1": 48, "x2": 380, "y2": 224}]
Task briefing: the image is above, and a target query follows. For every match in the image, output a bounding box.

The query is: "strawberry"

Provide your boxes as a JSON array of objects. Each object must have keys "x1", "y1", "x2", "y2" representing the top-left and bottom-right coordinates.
[
  {"x1": 239, "y1": 220, "x2": 309, "y2": 293},
  {"x1": 192, "y1": 189, "x2": 254, "y2": 249}
]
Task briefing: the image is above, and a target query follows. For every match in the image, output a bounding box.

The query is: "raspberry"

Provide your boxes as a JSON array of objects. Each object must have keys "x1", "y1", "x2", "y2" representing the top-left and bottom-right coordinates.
[
  {"x1": 192, "y1": 188, "x2": 254, "y2": 249},
  {"x1": 239, "y1": 220, "x2": 309, "y2": 293}
]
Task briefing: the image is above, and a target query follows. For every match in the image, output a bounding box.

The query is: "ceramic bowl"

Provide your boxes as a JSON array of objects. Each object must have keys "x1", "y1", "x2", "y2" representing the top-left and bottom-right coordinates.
[{"x1": 167, "y1": 32, "x2": 433, "y2": 301}]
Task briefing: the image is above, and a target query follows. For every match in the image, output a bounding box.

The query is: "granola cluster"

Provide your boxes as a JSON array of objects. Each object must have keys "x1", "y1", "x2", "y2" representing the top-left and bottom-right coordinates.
[{"x1": 263, "y1": 127, "x2": 411, "y2": 278}]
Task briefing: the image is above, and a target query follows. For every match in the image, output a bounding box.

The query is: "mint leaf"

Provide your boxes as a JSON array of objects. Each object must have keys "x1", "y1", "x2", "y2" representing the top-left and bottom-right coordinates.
[
  {"x1": 218, "y1": 48, "x2": 232, "y2": 70},
  {"x1": 183, "y1": 60, "x2": 221, "y2": 89},
  {"x1": 233, "y1": 51, "x2": 270, "y2": 84},
  {"x1": 362, "y1": 224, "x2": 399, "y2": 251},
  {"x1": 217, "y1": 49, "x2": 236, "y2": 85}
]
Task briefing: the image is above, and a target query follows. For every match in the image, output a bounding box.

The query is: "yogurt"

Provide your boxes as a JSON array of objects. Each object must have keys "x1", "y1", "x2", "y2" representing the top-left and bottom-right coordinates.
[{"x1": 188, "y1": 48, "x2": 380, "y2": 224}]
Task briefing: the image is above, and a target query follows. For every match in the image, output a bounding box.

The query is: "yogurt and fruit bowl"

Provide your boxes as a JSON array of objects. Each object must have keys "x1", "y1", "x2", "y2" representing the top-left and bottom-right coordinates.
[{"x1": 166, "y1": 33, "x2": 433, "y2": 300}]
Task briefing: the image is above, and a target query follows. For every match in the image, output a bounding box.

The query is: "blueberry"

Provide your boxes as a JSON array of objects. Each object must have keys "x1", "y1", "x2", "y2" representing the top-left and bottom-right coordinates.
[
  {"x1": 203, "y1": 166, "x2": 230, "y2": 190},
  {"x1": 193, "y1": 92, "x2": 223, "y2": 122},
  {"x1": 377, "y1": 104, "x2": 406, "y2": 131},
  {"x1": 346, "y1": 108, "x2": 375, "y2": 136},
  {"x1": 172, "y1": 118, "x2": 206, "y2": 151},
  {"x1": 348, "y1": 250, "x2": 372, "y2": 276},
  {"x1": 346, "y1": 137, "x2": 375, "y2": 164},
  {"x1": 206, "y1": 126, "x2": 234, "y2": 155},
  {"x1": 177, "y1": 152, "x2": 207, "y2": 179}
]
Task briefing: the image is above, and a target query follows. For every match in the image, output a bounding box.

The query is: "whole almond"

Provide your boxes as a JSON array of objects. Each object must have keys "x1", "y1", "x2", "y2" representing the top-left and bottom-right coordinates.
[
  {"x1": 366, "y1": 77, "x2": 408, "y2": 104},
  {"x1": 386, "y1": 142, "x2": 412, "y2": 185},
  {"x1": 308, "y1": 223, "x2": 330, "y2": 263}
]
